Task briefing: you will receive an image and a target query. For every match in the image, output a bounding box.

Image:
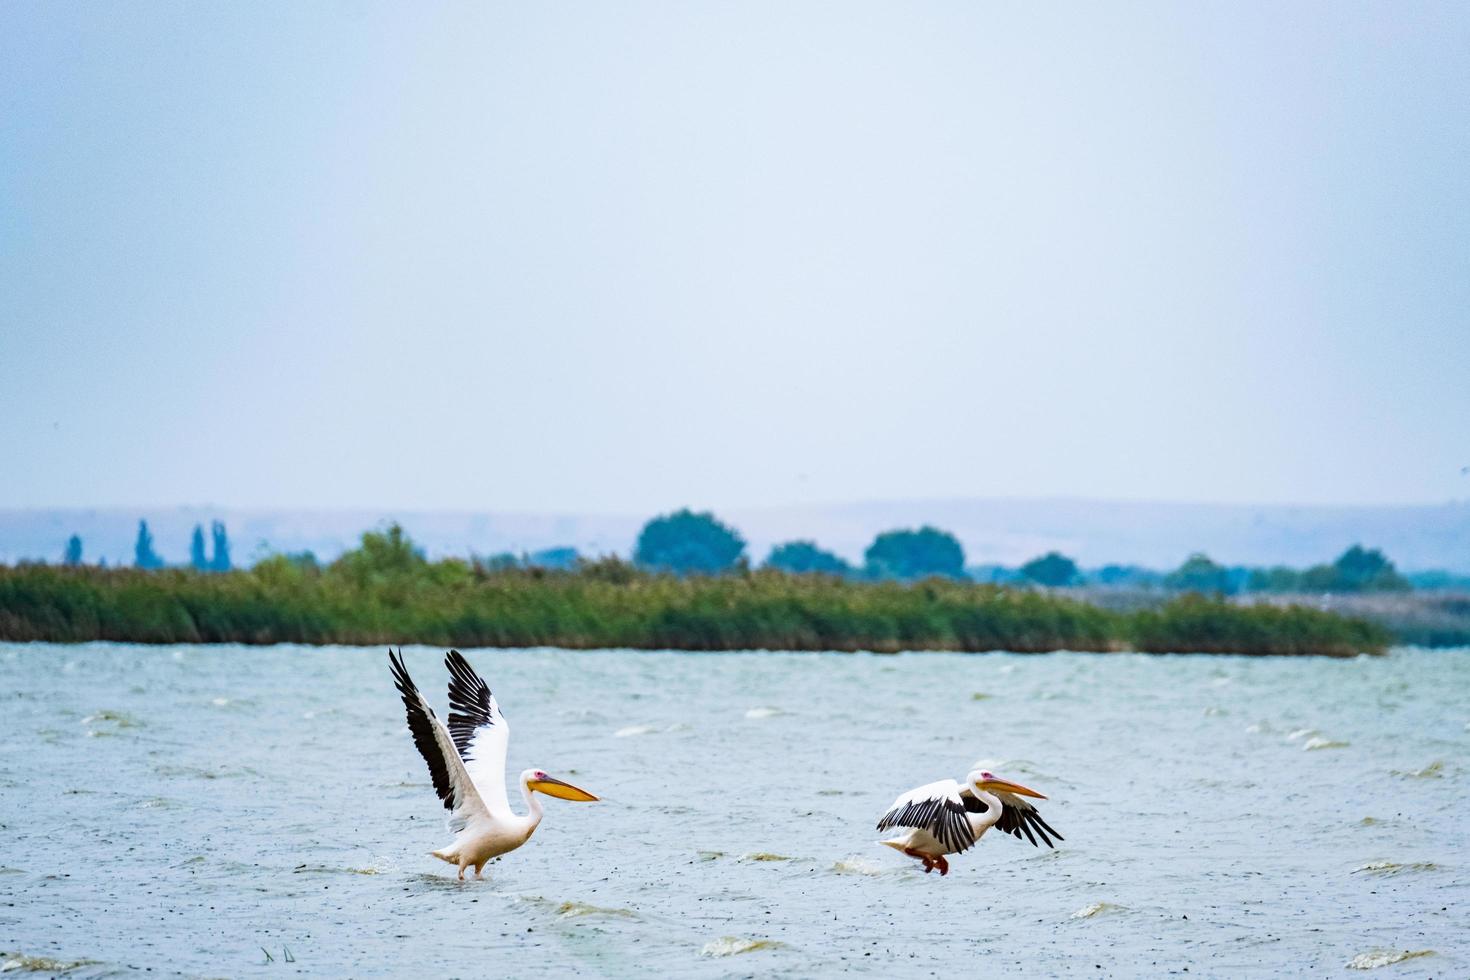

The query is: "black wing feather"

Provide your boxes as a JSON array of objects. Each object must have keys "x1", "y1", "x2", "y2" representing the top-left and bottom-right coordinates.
[
  {"x1": 995, "y1": 798, "x2": 1064, "y2": 849},
  {"x1": 444, "y1": 649, "x2": 497, "y2": 759},
  {"x1": 876, "y1": 791, "x2": 978, "y2": 854},
  {"x1": 388, "y1": 649, "x2": 454, "y2": 811}
]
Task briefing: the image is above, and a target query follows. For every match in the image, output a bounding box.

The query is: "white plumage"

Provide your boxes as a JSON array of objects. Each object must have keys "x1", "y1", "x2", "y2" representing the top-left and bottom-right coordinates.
[
  {"x1": 389, "y1": 649, "x2": 598, "y2": 880},
  {"x1": 876, "y1": 768, "x2": 1062, "y2": 875}
]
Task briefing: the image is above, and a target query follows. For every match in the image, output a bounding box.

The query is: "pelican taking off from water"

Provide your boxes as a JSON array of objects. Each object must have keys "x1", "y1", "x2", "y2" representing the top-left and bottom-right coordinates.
[
  {"x1": 389, "y1": 649, "x2": 598, "y2": 880},
  {"x1": 876, "y1": 767, "x2": 1062, "y2": 875}
]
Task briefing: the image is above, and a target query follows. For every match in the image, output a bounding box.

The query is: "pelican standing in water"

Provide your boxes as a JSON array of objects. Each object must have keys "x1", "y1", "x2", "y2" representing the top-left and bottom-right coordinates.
[
  {"x1": 388, "y1": 649, "x2": 598, "y2": 880},
  {"x1": 876, "y1": 767, "x2": 1063, "y2": 875}
]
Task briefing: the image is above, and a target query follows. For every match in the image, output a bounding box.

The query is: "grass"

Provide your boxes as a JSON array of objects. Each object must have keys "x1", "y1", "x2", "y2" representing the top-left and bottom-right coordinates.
[{"x1": 0, "y1": 557, "x2": 1390, "y2": 656}]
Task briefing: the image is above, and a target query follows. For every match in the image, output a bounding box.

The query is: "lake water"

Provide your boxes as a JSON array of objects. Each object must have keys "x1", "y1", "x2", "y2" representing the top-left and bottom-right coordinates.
[{"x1": 0, "y1": 643, "x2": 1465, "y2": 977}]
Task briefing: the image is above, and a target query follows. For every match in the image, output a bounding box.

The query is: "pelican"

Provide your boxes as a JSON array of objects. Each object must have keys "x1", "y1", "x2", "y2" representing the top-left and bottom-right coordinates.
[
  {"x1": 388, "y1": 649, "x2": 598, "y2": 880},
  {"x1": 876, "y1": 767, "x2": 1063, "y2": 875}
]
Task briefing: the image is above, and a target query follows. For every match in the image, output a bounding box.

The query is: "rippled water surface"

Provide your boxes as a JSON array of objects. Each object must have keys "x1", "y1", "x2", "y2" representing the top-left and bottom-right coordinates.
[{"x1": 1, "y1": 644, "x2": 1466, "y2": 977}]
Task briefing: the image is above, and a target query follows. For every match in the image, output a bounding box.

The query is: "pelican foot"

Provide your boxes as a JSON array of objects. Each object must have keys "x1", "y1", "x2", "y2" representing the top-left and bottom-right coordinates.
[
  {"x1": 902, "y1": 847, "x2": 937, "y2": 874},
  {"x1": 933, "y1": 856, "x2": 949, "y2": 876}
]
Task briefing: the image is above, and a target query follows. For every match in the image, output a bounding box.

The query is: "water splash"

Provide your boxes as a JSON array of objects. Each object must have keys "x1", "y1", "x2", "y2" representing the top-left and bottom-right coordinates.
[
  {"x1": 831, "y1": 857, "x2": 884, "y2": 876},
  {"x1": 700, "y1": 937, "x2": 785, "y2": 957},
  {"x1": 0, "y1": 951, "x2": 100, "y2": 973},
  {"x1": 1351, "y1": 861, "x2": 1439, "y2": 877},
  {"x1": 1070, "y1": 902, "x2": 1120, "y2": 919},
  {"x1": 1303, "y1": 736, "x2": 1348, "y2": 751},
  {"x1": 555, "y1": 901, "x2": 636, "y2": 919},
  {"x1": 1346, "y1": 949, "x2": 1433, "y2": 969}
]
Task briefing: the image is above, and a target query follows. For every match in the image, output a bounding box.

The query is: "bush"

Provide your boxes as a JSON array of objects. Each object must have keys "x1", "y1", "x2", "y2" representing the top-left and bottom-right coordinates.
[{"x1": 0, "y1": 531, "x2": 1389, "y2": 656}]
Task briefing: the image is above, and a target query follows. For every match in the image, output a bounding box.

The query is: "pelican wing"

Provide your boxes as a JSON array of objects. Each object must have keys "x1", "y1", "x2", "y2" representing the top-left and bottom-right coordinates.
[
  {"x1": 875, "y1": 778, "x2": 978, "y2": 854},
  {"x1": 444, "y1": 650, "x2": 511, "y2": 816},
  {"x1": 388, "y1": 650, "x2": 489, "y2": 834},
  {"x1": 992, "y1": 790, "x2": 1064, "y2": 849}
]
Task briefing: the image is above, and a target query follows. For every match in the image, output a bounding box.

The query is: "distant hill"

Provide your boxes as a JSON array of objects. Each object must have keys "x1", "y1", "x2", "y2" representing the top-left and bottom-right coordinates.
[{"x1": 2, "y1": 498, "x2": 1467, "y2": 572}]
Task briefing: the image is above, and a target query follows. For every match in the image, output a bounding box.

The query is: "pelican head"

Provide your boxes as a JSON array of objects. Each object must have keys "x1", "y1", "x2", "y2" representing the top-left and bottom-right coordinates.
[
  {"x1": 524, "y1": 769, "x2": 599, "y2": 802},
  {"x1": 967, "y1": 769, "x2": 1046, "y2": 799}
]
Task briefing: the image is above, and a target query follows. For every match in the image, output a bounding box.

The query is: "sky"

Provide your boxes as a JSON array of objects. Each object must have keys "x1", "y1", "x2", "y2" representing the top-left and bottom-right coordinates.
[{"x1": 2, "y1": 2, "x2": 1467, "y2": 515}]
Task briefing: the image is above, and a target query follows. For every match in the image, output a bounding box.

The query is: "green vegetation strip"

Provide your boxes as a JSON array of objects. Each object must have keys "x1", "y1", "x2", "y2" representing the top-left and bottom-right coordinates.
[{"x1": 0, "y1": 561, "x2": 1388, "y2": 656}]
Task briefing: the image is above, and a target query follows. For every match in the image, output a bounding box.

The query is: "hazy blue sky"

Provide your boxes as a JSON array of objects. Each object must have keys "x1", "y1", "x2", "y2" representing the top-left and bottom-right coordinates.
[{"x1": 2, "y1": 2, "x2": 1467, "y2": 514}]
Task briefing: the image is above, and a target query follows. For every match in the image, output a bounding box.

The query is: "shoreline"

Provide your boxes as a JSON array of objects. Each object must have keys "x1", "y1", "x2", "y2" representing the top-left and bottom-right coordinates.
[
  {"x1": 0, "y1": 564, "x2": 1390, "y2": 657},
  {"x1": 1, "y1": 639, "x2": 1412, "y2": 657}
]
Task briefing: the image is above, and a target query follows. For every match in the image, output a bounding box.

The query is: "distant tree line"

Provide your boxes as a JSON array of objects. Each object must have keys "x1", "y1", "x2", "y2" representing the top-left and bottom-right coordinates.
[
  {"x1": 57, "y1": 520, "x2": 235, "y2": 572},
  {"x1": 37, "y1": 509, "x2": 1449, "y2": 597},
  {"x1": 0, "y1": 522, "x2": 1390, "y2": 656},
  {"x1": 624, "y1": 509, "x2": 1422, "y2": 597}
]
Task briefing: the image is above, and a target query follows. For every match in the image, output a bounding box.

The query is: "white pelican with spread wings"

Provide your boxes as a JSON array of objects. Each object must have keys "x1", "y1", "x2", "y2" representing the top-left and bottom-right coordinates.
[
  {"x1": 389, "y1": 649, "x2": 598, "y2": 880},
  {"x1": 876, "y1": 767, "x2": 1062, "y2": 875}
]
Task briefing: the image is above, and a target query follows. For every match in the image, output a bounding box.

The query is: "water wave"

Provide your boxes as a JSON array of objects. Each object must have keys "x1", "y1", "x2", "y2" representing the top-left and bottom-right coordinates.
[
  {"x1": 80, "y1": 710, "x2": 140, "y2": 728},
  {"x1": 555, "y1": 901, "x2": 636, "y2": 920},
  {"x1": 700, "y1": 937, "x2": 785, "y2": 957},
  {"x1": 1351, "y1": 861, "x2": 1439, "y2": 877},
  {"x1": 1070, "y1": 902, "x2": 1120, "y2": 919},
  {"x1": 1345, "y1": 949, "x2": 1433, "y2": 969},
  {"x1": 831, "y1": 857, "x2": 884, "y2": 876},
  {"x1": 0, "y1": 951, "x2": 100, "y2": 973},
  {"x1": 1303, "y1": 736, "x2": 1348, "y2": 751}
]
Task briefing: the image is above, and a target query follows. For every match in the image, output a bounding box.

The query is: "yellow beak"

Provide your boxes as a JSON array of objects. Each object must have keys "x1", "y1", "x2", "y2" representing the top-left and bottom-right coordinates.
[
  {"x1": 976, "y1": 777, "x2": 1047, "y2": 799},
  {"x1": 528, "y1": 776, "x2": 599, "y2": 802}
]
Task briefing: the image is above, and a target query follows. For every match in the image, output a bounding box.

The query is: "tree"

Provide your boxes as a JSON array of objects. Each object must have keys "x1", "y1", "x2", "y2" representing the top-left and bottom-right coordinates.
[
  {"x1": 1090, "y1": 564, "x2": 1163, "y2": 588},
  {"x1": 210, "y1": 521, "x2": 232, "y2": 572},
  {"x1": 479, "y1": 552, "x2": 521, "y2": 573},
  {"x1": 1332, "y1": 544, "x2": 1408, "y2": 592},
  {"x1": 968, "y1": 563, "x2": 1026, "y2": 584},
  {"x1": 1245, "y1": 566, "x2": 1302, "y2": 592},
  {"x1": 527, "y1": 547, "x2": 580, "y2": 570},
  {"x1": 1020, "y1": 551, "x2": 1079, "y2": 587},
  {"x1": 63, "y1": 535, "x2": 83, "y2": 566},
  {"x1": 634, "y1": 509, "x2": 746, "y2": 575},
  {"x1": 1164, "y1": 553, "x2": 1232, "y2": 594},
  {"x1": 190, "y1": 525, "x2": 209, "y2": 570},
  {"x1": 331, "y1": 523, "x2": 426, "y2": 585},
  {"x1": 765, "y1": 540, "x2": 851, "y2": 575},
  {"x1": 864, "y1": 526, "x2": 965, "y2": 580},
  {"x1": 134, "y1": 520, "x2": 164, "y2": 569}
]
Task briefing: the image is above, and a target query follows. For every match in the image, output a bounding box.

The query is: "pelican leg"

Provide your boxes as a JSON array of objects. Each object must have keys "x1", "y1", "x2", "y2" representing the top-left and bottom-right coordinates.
[
  {"x1": 933, "y1": 856, "x2": 949, "y2": 876},
  {"x1": 901, "y1": 847, "x2": 936, "y2": 873},
  {"x1": 457, "y1": 863, "x2": 468, "y2": 881},
  {"x1": 474, "y1": 862, "x2": 485, "y2": 879}
]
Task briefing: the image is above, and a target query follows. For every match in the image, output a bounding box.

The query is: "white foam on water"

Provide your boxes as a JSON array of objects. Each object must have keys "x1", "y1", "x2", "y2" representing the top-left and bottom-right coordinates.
[
  {"x1": 700, "y1": 937, "x2": 785, "y2": 957},
  {"x1": 1346, "y1": 949, "x2": 1433, "y2": 969},
  {"x1": 1070, "y1": 902, "x2": 1119, "y2": 919},
  {"x1": 1303, "y1": 736, "x2": 1348, "y2": 751},
  {"x1": 831, "y1": 857, "x2": 884, "y2": 876}
]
